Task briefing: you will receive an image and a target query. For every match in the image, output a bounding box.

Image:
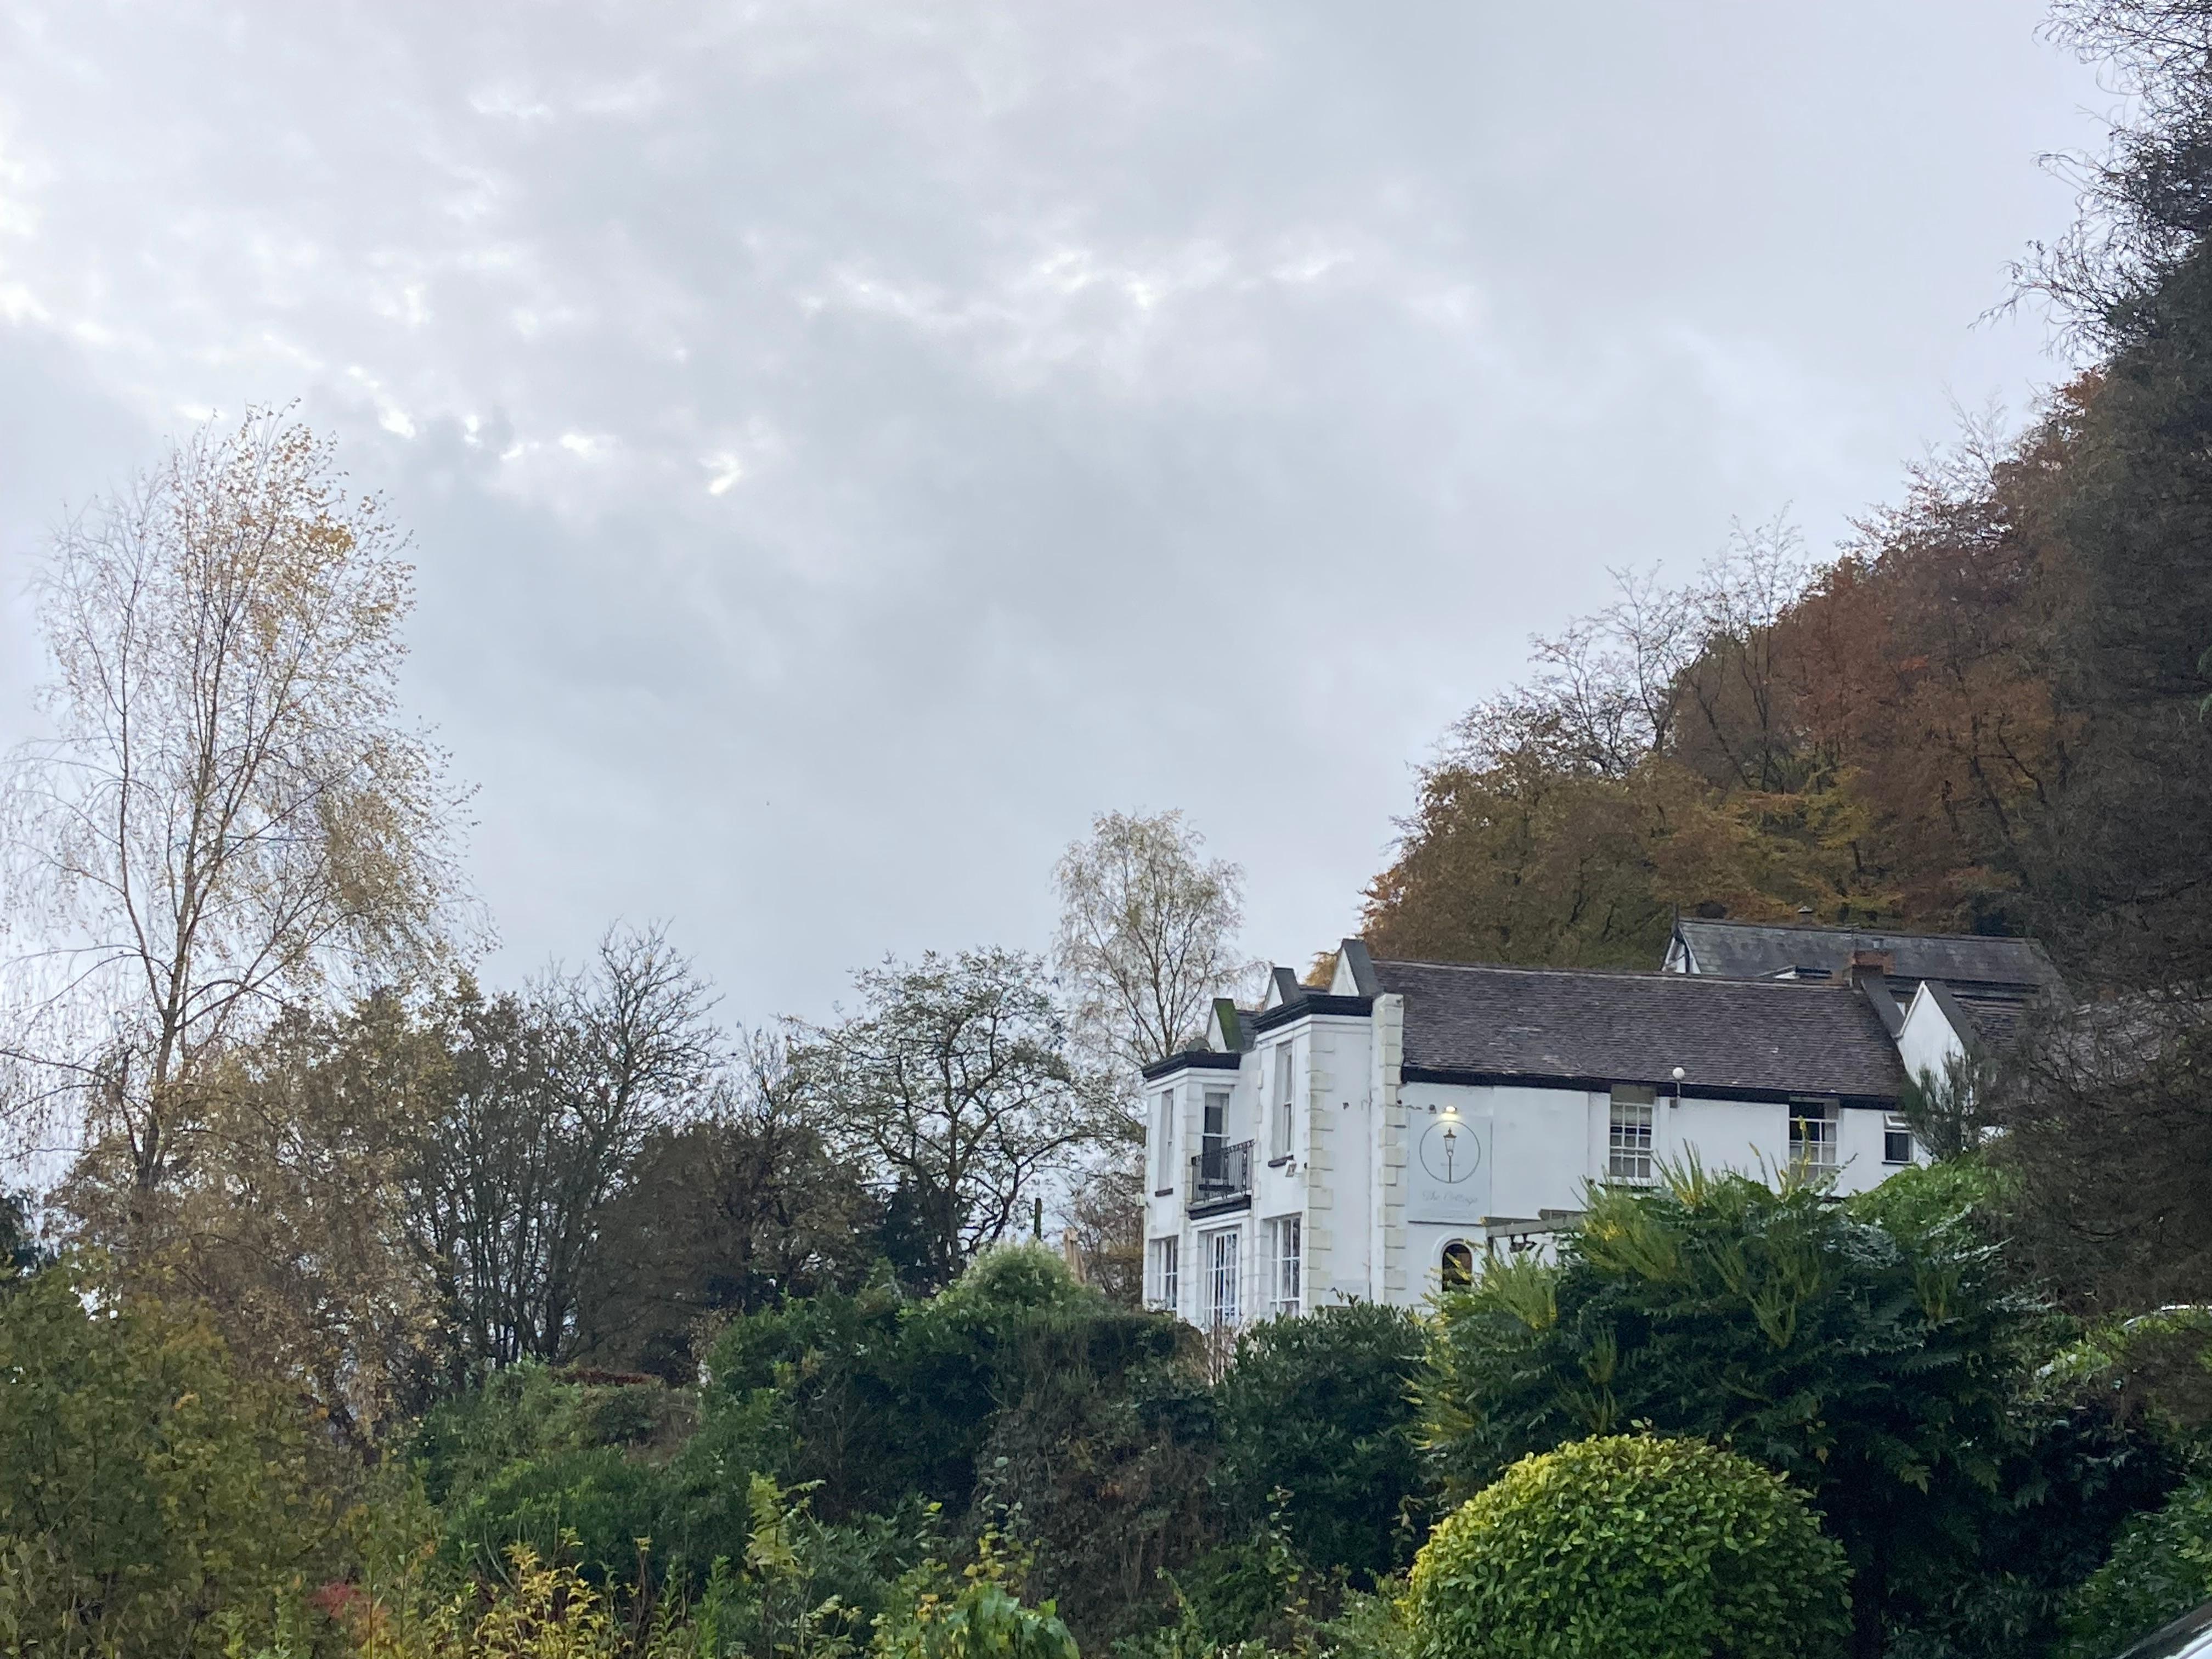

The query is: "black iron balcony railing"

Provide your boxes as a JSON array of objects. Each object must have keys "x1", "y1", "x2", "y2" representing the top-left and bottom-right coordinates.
[{"x1": 1189, "y1": 1139, "x2": 1253, "y2": 1207}]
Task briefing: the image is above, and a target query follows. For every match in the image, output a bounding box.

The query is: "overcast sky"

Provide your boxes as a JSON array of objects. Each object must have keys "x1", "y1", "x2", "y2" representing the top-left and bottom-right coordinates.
[{"x1": 0, "y1": 2, "x2": 2112, "y2": 1023}]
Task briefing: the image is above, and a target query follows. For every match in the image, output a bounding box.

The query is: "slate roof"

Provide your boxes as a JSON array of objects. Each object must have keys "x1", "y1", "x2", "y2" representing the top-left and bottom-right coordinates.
[
  {"x1": 1373, "y1": 957, "x2": 1908, "y2": 1104},
  {"x1": 1927, "y1": 980, "x2": 2036, "y2": 1051},
  {"x1": 1672, "y1": 919, "x2": 2062, "y2": 992}
]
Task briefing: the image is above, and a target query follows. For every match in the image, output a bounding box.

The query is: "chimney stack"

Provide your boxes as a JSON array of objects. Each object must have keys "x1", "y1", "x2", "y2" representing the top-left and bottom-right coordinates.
[{"x1": 1844, "y1": 949, "x2": 1894, "y2": 989}]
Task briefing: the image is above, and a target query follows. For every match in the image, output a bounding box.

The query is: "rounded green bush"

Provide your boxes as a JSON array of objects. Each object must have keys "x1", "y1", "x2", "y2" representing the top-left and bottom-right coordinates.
[{"x1": 1406, "y1": 1434, "x2": 1850, "y2": 1659}]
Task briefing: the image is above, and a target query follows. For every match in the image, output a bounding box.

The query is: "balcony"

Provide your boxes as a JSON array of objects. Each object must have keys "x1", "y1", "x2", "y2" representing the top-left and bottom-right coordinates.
[{"x1": 1188, "y1": 1139, "x2": 1254, "y2": 1216}]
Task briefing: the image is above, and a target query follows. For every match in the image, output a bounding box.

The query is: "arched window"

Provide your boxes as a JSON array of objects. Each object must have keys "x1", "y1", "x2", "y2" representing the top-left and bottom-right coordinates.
[{"x1": 1440, "y1": 1238, "x2": 1475, "y2": 1290}]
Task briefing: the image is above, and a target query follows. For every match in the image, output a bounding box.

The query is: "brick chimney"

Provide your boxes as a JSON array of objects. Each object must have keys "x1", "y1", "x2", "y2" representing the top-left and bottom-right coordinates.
[{"x1": 1843, "y1": 949, "x2": 1894, "y2": 989}]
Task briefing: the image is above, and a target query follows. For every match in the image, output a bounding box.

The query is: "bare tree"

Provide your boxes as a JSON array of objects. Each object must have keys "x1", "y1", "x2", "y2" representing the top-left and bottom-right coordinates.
[
  {"x1": 1442, "y1": 563, "x2": 1702, "y2": 780},
  {"x1": 407, "y1": 924, "x2": 717, "y2": 1376},
  {"x1": 2030, "y1": 1, "x2": 2212, "y2": 347},
  {"x1": 1677, "y1": 515, "x2": 1814, "y2": 793},
  {"x1": 1520, "y1": 568, "x2": 1702, "y2": 776},
  {"x1": 1053, "y1": 810, "x2": 1253, "y2": 1075},
  {"x1": 792, "y1": 948, "x2": 1104, "y2": 1291},
  {"x1": 1, "y1": 411, "x2": 470, "y2": 1223}
]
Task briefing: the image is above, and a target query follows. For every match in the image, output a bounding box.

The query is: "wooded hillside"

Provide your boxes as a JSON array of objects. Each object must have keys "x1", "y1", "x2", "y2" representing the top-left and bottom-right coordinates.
[{"x1": 1363, "y1": 363, "x2": 2211, "y2": 989}]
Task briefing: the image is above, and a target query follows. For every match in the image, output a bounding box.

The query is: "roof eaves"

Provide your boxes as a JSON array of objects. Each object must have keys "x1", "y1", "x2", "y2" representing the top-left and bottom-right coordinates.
[
  {"x1": 1251, "y1": 994, "x2": 1374, "y2": 1034},
  {"x1": 1398, "y1": 1063, "x2": 1900, "y2": 1110},
  {"x1": 1141, "y1": 1047, "x2": 1244, "y2": 1081}
]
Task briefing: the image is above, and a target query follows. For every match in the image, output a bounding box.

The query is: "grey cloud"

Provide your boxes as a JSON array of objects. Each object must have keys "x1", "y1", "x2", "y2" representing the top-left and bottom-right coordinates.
[{"x1": 0, "y1": 1, "x2": 2106, "y2": 1015}]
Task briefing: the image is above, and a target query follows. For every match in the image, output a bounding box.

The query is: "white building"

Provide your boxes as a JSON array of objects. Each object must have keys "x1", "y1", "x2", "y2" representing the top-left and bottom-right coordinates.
[{"x1": 1141, "y1": 926, "x2": 2062, "y2": 1329}]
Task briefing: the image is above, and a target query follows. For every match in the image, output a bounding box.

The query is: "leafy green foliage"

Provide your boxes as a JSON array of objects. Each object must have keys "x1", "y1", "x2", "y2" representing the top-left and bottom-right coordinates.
[
  {"x1": 0, "y1": 1263, "x2": 343, "y2": 1659},
  {"x1": 706, "y1": 1246, "x2": 1182, "y2": 1525},
  {"x1": 415, "y1": 1363, "x2": 699, "y2": 1508},
  {"x1": 1404, "y1": 1434, "x2": 1850, "y2": 1659},
  {"x1": 2038, "y1": 1305, "x2": 2212, "y2": 1435},
  {"x1": 410, "y1": 1356, "x2": 934, "y2": 1609},
  {"x1": 872, "y1": 1578, "x2": 1079, "y2": 1659},
  {"x1": 969, "y1": 1316, "x2": 1213, "y2": 1646},
  {"x1": 1148, "y1": 1501, "x2": 1317, "y2": 1657},
  {"x1": 0, "y1": 1191, "x2": 46, "y2": 1278},
  {"x1": 1211, "y1": 1305, "x2": 1426, "y2": 1581},
  {"x1": 440, "y1": 1446, "x2": 666, "y2": 1585},
  {"x1": 1897, "y1": 1053, "x2": 1999, "y2": 1165},
  {"x1": 1419, "y1": 1167, "x2": 2029, "y2": 1649},
  {"x1": 699, "y1": 1246, "x2": 1204, "y2": 1646},
  {"x1": 2058, "y1": 1478, "x2": 2212, "y2": 1659}
]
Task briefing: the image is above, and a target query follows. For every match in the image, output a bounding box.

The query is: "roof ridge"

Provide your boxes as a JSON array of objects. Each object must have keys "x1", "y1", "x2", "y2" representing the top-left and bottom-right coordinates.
[
  {"x1": 1677, "y1": 917, "x2": 2044, "y2": 945},
  {"x1": 1372, "y1": 956, "x2": 1854, "y2": 989}
]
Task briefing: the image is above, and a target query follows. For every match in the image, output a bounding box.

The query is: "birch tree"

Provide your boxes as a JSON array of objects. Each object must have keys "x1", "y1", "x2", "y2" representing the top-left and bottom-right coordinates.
[
  {"x1": 1, "y1": 411, "x2": 470, "y2": 1227},
  {"x1": 1053, "y1": 810, "x2": 1252, "y2": 1074},
  {"x1": 1053, "y1": 811, "x2": 1255, "y2": 1300}
]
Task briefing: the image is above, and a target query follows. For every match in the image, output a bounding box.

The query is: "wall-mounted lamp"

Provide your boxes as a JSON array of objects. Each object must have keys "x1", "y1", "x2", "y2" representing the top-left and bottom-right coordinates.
[{"x1": 1671, "y1": 1065, "x2": 1685, "y2": 1108}]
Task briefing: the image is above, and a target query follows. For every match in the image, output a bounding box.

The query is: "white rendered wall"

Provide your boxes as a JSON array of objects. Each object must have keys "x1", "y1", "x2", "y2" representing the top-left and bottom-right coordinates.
[
  {"x1": 1897, "y1": 984, "x2": 1968, "y2": 1088},
  {"x1": 1144, "y1": 1064, "x2": 1260, "y2": 1322},
  {"x1": 1385, "y1": 1078, "x2": 1911, "y2": 1308},
  {"x1": 1141, "y1": 1012, "x2": 1383, "y2": 1321},
  {"x1": 1297, "y1": 1015, "x2": 1375, "y2": 1310}
]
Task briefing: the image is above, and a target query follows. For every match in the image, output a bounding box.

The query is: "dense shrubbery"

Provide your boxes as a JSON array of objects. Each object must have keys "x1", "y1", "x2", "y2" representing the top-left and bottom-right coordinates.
[
  {"x1": 0, "y1": 1263, "x2": 349, "y2": 1658},
  {"x1": 3, "y1": 1177, "x2": 2202, "y2": 1659},
  {"x1": 1417, "y1": 1160, "x2": 2186, "y2": 1656},
  {"x1": 1212, "y1": 1304, "x2": 1427, "y2": 1583},
  {"x1": 1405, "y1": 1435, "x2": 1850, "y2": 1659},
  {"x1": 2059, "y1": 1480, "x2": 2212, "y2": 1659}
]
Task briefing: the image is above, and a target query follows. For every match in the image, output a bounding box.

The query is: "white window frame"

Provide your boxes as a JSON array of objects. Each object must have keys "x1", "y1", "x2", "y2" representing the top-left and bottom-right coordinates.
[
  {"x1": 1152, "y1": 1089, "x2": 1176, "y2": 1193},
  {"x1": 1148, "y1": 1235, "x2": 1179, "y2": 1310},
  {"x1": 1608, "y1": 1085, "x2": 1656, "y2": 1183},
  {"x1": 1882, "y1": 1115, "x2": 1915, "y2": 1166},
  {"x1": 1790, "y1": 1097, "x2": 1839, "y2": 1171},
  {"x1": 1204, "y1": 1227, "x2": 1242, "y2": 1328},
  {"x1": 1268, "y1": 1215, "x2": 1301, "y2": 1316},
  {"x1": 1271, "y1": 1043, "x2": 1295, "y2": 1160}
]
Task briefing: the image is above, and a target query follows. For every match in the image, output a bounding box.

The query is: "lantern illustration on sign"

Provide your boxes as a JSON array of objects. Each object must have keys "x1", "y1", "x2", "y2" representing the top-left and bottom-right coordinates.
[{"x1": 1419, "y1": 1100, "x2": 1480, "y2": 1187}]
